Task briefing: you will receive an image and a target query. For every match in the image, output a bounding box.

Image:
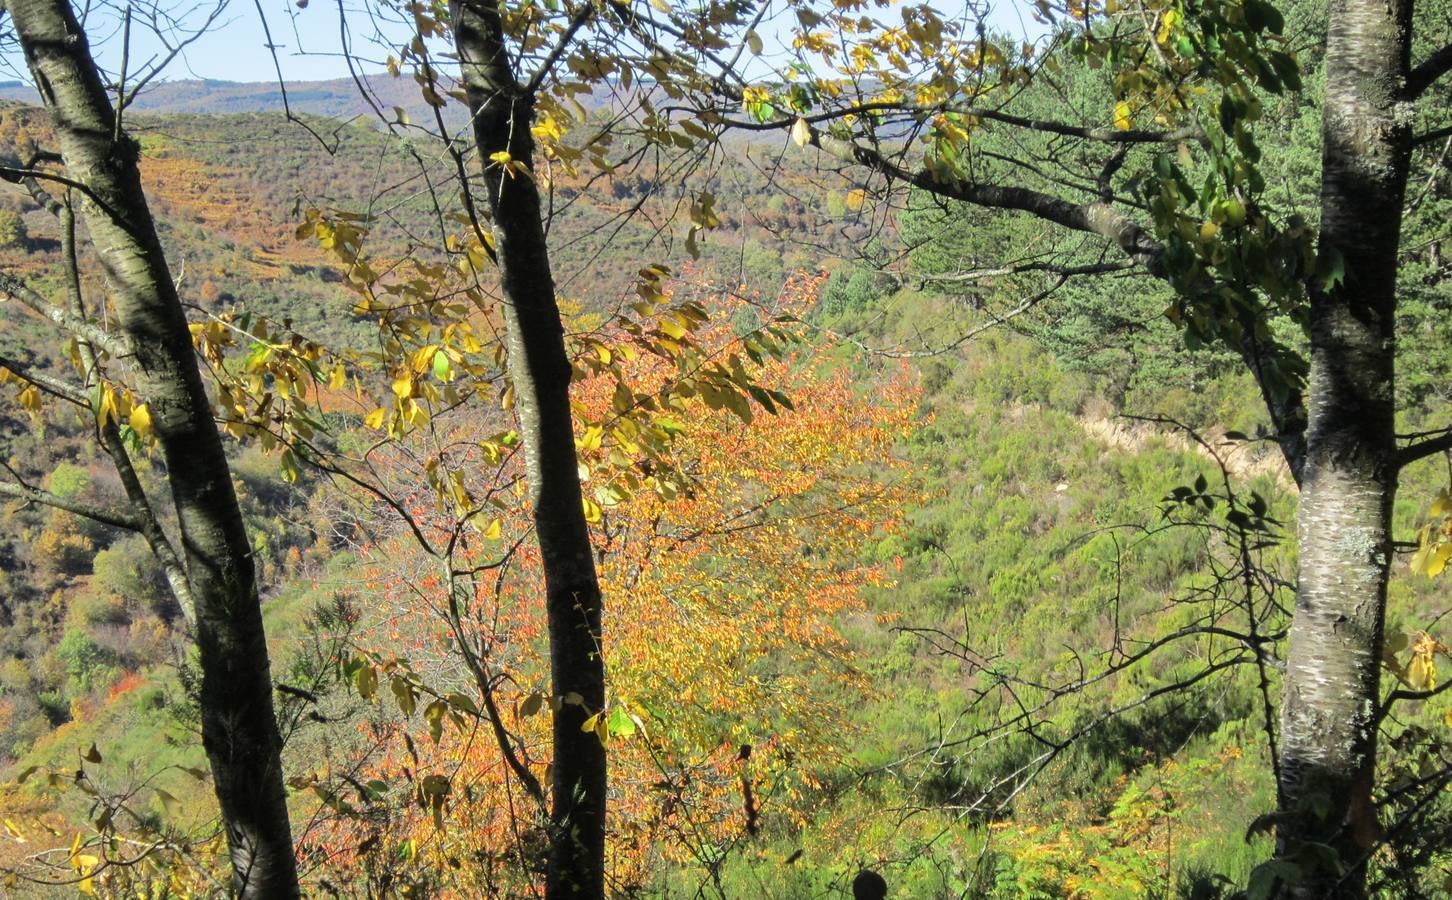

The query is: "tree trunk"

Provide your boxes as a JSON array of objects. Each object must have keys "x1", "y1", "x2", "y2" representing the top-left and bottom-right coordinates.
[
  {"x1": 6, "y1": 2, "x2": 299, "y2": 895},
  {"x1": 451, "y1": 2, "x2": 608, "y2": 896},
  {"x1": 1275, "y1": 0, "x2": 1413, "y2": 892}
]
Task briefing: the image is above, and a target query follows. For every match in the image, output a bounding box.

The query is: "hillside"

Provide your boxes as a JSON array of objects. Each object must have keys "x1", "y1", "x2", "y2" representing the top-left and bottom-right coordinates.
[
  {"x1": 0, "y1": 76, "x2": 460, "y2": 120},
  {"x1": 0, "y1": 6, "x2": 1450, "y2": 894}
]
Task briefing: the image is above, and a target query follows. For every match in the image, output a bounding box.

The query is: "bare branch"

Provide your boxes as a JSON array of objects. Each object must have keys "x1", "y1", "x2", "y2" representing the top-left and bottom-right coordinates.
[
  {"x1": 0, "y1": 353, "x2": 88, "y2": 404},
  {"x1": 0, "y1": 272, "x2": 133, "y2": 357},
  {"x1": 805, "y1": 126, "x2": 1166, "y2": 271},
  {"x1": 916, "y1": 259, "x2": 1135, "y2": 285},
  {"x1": 719, "y1": 101, "x2": 1207, "y2": 146},
  {"x1": 1406, "y1": 42, "x2": 1452, "y2": 98},
  {"x1": 1397, "y1": 427, "x2": 1452, "y2": 468},
  {"x1": 1412, "y1": 123, "x2": 1452, "y2": 148},
  {"x1": 523, "y1": 0, "x2": 593, "y2": 94},
  {"x1": 0, "y1": 473, "x2": 141, "y2": 530}
]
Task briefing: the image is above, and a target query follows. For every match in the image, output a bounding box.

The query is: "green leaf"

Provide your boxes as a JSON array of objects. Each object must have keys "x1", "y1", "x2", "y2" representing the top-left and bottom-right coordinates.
[
  {"x1": 1247, "y1": 860, "x2": 1301, "y2": 900},
  {"x1": 1244, "y1": 0, "x2": 1285, "y2": 34},
  {"x1": 153, "y1": 788, "x2": 181, "y2": 818},
  {"x1": 424, "y1": 700, "x2": 448, "y2": 743},
  {"x1": 356, "y1": 664, "x2": 378, "y2": 701},
  {"x1": 607, "y1": 706, "x2": 637, "y2": 738},
  {"x1": 1318, "y1": 248, "x2": 1347, "y2": 291},
  {"x1": 446, "y1": 692, "x2": 479, "y2": 717},
  {"x1": 391, "y1": 676, "x2": 416, "y2": 717}
]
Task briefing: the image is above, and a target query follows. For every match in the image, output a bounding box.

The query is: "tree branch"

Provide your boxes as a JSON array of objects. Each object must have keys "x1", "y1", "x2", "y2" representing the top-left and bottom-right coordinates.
[
  {"x1": 1397, "y1": 428, "x2": 1452, "y2": 468},
  {"x1": 717, "y1": 101, "x2": 1206, "y2": 146},
  {"x1": 917, "y1": 259, "x2": 1135, "y2": 284},
  {"x1": 1406, "y1": 42, "x2": 1452, "y2": 98},
  {"x1": 0, "y1": 272, "x2": 133, "y2": 357},
  {"x1": 1412, "y1": 123, "x2": 1452, "y2": 148},
  {"x1": 523, "y1": 0, "x2": 593, "y2": 94},
  {"x1": 0, "y1": 353, "x2": 88, "y2": 405},
  {"x1": 0, "y1": 474, "x2": 141, "y2": 530},
  {"x1": 56, "y1": 191, "x2": 196, "y2": 624},
  {"x1": 805, "y1": 127, "x2": 1166, "y2": 272}
]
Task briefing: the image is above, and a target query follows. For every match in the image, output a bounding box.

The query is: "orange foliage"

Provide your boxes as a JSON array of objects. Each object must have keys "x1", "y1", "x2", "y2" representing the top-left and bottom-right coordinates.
[
  {"x1": 106, "y1": 671, "x2": 144, "y2": 701},
  {"x1": 298, "y1": 278, "x2": 918, "y2": 894}
]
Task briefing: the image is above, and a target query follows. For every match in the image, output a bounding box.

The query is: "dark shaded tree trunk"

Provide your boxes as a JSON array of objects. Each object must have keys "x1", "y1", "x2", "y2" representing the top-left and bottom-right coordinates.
[
  {"x1": 451, "y1": 2, "x2": 607, "y2": 896},
  {"x1": 1275, "y1": 0, "x2": 1413, "y2": 893},
  {"x1": 6, "y1": 1, "x2": 299, "y2": 894}
]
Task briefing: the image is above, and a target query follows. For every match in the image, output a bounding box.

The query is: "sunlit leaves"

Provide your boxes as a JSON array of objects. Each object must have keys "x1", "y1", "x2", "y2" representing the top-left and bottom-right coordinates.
[
  {"x1": 1384, "y1": 631, "x2": 1450, "y2": 692},
  {"x1": 1410, "y1": 488, "x2": 1452, "y2": 578},
  {"x1": 304, "y1": 277, "x2": 917, "y2": 892},
  {"x1": 1114, "y1": 100, "x2": 1133, "y2": 131}
]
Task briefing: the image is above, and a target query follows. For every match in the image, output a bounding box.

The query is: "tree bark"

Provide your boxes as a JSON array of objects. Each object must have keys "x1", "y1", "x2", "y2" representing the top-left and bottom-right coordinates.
[
  {"x1": 1275, "y1": 0, "x2": 1413, "y2": 893},
  {"x1": 451, "y1": 2, "x2": 607, "y2": 896},
  {"x1": 6, "y1": 1, "x2": 299, "y2": 895}
]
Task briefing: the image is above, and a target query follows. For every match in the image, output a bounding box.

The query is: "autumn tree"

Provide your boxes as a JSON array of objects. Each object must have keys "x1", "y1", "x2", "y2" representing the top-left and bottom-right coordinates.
[
  {"x1": 274, "y1": 0, "x2": 823, "y2": 892},
  {"x1": 266, "y1": 279, "x2": 916, "y2": 895},
  {"x1": 0, "y1": 1, "x2": 299, "y2": 894}
]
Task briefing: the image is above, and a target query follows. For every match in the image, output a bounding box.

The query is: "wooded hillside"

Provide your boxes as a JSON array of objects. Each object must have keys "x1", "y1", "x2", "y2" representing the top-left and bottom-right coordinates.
[{"x1": 0, "y1": 0, "x2": 1449, "y2": 896}]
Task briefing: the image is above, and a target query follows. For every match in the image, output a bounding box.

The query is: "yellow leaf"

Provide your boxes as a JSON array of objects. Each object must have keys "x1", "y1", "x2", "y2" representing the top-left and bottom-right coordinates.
[
  {"x1": 17, "y1": 384, "x2": 40, "y2": 412},
  {"x1": 363, "y1": 407, "x2": 388, "y2": 431},
  {"x1": 582, "y1": 497, "x2": 602, "y2": 524},
  {"x1": 392, "y1": 372, "x2": 414, "y2": 399},
  {"x1": 489, "y1": 150, "x2": 513, "y2": 166},
  {"x1": 1408, "y1": 654, "x2": 1434, "y2": 691},
  {"x1": 791, "y1": 117, "x2": 812, "y2": 148},
  {"x1": 1157, "y1": 9, "x2": 1181, "y2": 44},
  {"x1": 129, "y1": 403, "x2": 153, "y2": 442},
  {"x1": 411, "y1": 344, "x2": 439, "y2": 375},
  {"x1": 1200, "y1": 221, "x2": 1220, "y2": 241},
  {"x1": 1428, "y1": 543, "x2": 1452, "y2": 578},
  {"x1": 649, "y1": 0, "x2": 671, "y2": 11},
  {"x1": 578, "y1": 426, "x2": 604, "y2": 452},
  {"x1": 532, "y1": 114, "x2": 564, "y2": 143},
  {"x1": 1114, "y1": 100, "x2": 1132, "y2": 131},
  {"x1": 483, "y1": 518, "x2": 502, "y2": 540},
  {"x1": 99, "y1": 385, "x2": 119, "y2": 427},
  {"x1": 845, "y1": 188, "x2": 866, "y2": 212},
  {"x1": 328, "y1": 362, "x2": 347, "y2": 391}
]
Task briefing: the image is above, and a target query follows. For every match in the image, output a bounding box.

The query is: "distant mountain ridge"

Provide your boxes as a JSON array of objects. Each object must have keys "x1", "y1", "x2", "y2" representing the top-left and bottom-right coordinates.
[{"x1": 0, "y1": 75, "x2": 438, "y2": 119}]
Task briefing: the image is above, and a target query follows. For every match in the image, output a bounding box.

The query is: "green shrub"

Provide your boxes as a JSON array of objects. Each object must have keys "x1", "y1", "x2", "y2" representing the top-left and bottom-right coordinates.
[{"x1": 55, "y1": 628, "x2": 117, "y2": 695}]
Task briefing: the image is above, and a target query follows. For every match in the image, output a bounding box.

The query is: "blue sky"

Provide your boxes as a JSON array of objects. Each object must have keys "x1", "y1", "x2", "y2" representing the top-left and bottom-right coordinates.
[{"x1": 10, "y1": 0, "x2": 1044, "y2": 85}]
